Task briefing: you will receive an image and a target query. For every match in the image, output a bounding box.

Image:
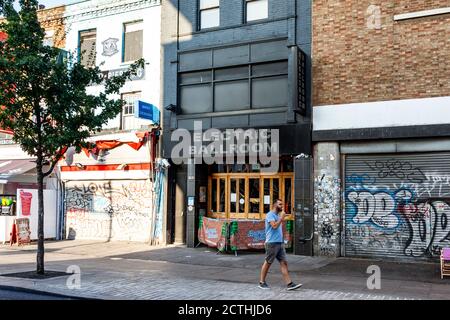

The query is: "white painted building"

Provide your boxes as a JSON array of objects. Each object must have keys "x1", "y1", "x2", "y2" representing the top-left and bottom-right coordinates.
[
  {"x1": 63, "y1": 0, "x2": 161, "y2": 132},
  {"x1": 59, "y1": 0, "x2": 163, "y2": 243}
]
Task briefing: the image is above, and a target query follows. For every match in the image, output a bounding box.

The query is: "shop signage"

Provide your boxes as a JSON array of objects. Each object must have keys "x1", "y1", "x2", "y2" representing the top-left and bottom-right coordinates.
[
  {"x1": 0, "y1": 138, "x2": 14, "y2": 145},
  {"x1": 102, "y1": 66, "x2": 145, "y2": 81},
  {"x1": 10, "y1": 218, "x2": 31, "y2": 246},
  {"x1": 101, "y1": 38, "x2": 119, "y2": 57},
  {"x1": 17, "y1": 189, "x2": 57, "y2": 240},
  {"x1": 171, "y1": 121, "x2": 280, "y2": 173},
  {"x1": 0, "y1": 132, "x2": 14, "y2": 145},
  {"x1": 134, "y1": 100, "x2": 159, "y2": 124}
]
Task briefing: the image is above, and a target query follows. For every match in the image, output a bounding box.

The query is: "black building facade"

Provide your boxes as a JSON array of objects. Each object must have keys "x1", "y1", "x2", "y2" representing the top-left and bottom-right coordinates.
[{"x1": 160, "y1": 0, "x2": 313, "y2": 255}]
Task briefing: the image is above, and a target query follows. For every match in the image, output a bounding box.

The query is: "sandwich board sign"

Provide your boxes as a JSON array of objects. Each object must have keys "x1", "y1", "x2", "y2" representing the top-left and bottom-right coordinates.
[
  {"x1": 134, "y1": 100, "x2": 160, "y2": 125},
  {"x1": 10, "y1": 218, "x2": 31, "y2": 246}
]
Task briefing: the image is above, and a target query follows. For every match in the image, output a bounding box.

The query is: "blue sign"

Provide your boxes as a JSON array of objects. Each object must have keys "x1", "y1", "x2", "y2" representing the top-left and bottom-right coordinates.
[{"x1": 134, "y1": 100, "x2": 160, "y2": 125}]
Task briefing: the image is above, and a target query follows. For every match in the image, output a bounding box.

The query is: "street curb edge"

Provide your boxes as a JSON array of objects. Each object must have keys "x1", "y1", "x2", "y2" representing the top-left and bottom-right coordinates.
[{"x1": 0, "y1": 284, "x2": 99, "y2": 300}]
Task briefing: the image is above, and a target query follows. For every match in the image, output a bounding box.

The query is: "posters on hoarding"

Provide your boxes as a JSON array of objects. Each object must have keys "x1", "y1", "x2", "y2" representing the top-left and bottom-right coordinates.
[
  {"x1": 13, "y1": 218, "x2": 31, "y2": 245},
  {"x1": 199, "y1": 186, "x2": 206, "y2": 203},
  {"x1": 16, "y1": 189, "x2": 57, "y2": 240}
]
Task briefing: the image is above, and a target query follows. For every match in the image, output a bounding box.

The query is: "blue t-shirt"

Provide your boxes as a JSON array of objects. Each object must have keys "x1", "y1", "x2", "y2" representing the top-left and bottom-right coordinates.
[{"x1": 265, "y1": 211, "x2": 283, "y2": 243}]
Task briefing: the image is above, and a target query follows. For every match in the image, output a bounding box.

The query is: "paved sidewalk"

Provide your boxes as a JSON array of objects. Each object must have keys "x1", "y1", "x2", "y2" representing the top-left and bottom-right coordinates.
[{"x1": 0, "y1": 240, "x2": 449, "y2": 300}]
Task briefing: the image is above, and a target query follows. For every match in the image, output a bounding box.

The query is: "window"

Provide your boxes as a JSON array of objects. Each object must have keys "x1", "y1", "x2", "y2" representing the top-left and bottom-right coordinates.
[
  {"x1": 252, "y1": 76, "x2": 288, "y2": 108},
  {"x1": 209, "y1": 177, "x2": 227, "y2": 219},
  {"x1": 263, "y1": 177, "x2": 279, "y2": 213},
  {"x1": 208, "y1": 173, "x2": 294, "y2": 220},
  {"x1": 43, "y1": 30, "x2": 54, "y2": 47},
  {"x1": 79, "y1": 29, "x2": 97, "y2": 68},
  {"x1": 120, "y1": 92, "x2": 141, "y2": 130},
  {"x1": 245, "y1": 0, "x2": 268, "y2": 22},
  {"x1": 123, "y1": 21, "x2": 143, "y2": 62},
  {"x1": 179, "y1": 61, "x2": 288, "y2": 114},
  {"x1": 215, "y1": 80, "x2": 249, "y2": 112},
  {"x1": 199, "y1": 0, "x2": 220, "y2": 30}
]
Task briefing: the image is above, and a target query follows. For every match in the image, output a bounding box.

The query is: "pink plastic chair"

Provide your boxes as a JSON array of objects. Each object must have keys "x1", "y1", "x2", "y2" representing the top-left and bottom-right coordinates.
[{"x1": 441, "y1": 248, "x2": 450, "y2": 279}]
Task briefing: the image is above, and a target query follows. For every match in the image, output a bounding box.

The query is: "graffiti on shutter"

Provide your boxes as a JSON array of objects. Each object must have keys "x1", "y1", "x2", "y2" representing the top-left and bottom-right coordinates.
[{"x1": 345, "y1": 153, "x2": 450, "y2": 259}]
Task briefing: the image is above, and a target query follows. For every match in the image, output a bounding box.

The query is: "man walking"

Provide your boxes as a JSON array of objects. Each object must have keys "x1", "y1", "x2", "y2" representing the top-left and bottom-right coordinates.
[{"x1": 259, "y1": 199, "x2": 302, "y2": 290}]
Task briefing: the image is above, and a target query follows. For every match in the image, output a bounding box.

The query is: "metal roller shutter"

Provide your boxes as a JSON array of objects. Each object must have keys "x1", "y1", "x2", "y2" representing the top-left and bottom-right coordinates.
[{"x1": 344, "y1": 152, "x2": 450, "y2": 260}]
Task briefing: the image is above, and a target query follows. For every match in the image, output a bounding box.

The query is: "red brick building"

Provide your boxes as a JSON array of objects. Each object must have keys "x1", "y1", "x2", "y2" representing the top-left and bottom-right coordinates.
[{"x1": 311, "y1": 1, "x2": 450, "y2": 260}]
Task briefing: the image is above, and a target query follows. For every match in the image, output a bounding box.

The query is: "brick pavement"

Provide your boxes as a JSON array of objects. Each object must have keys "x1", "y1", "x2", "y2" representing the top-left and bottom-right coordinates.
[{"x1": 0, "y1": 240, "x2": 448, "y2": 300}]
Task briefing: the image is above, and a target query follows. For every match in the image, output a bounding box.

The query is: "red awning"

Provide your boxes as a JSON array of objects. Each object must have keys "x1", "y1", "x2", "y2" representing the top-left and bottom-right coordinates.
[
  {"x1": 82, "y1": 131, "x2": 151, "y2": 158},
  {"x1": 0, "y1": 129, "x2": 14, "y2": 135}
]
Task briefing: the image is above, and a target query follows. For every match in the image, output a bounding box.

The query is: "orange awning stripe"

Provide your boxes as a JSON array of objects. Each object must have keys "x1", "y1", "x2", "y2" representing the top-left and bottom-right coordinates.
[{"x1": 60, "y1": 163, "x2": 151, "y2": 172}]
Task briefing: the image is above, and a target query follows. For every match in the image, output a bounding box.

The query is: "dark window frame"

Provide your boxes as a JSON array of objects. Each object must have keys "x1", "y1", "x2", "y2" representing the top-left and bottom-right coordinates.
[
  {"x1": 198, "y1": 0, "x2": 220, "y2": 31},
  {"x1": 244, "y1": 0, "x2": 269, "y2": 24},
  {"x1": 178, "y1": 60, "x2": 288, "y2": 115}
]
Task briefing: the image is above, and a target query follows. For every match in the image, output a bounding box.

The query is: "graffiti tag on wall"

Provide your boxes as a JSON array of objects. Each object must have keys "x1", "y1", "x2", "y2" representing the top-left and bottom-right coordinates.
[
  {"x1": 65, "y1": 180, "x2": 153, "y2": 242},
  {"x1": 365, "y1": 160, "x2": 426, "y2": 183},
  {"x1": 315, "y1": 175, "x2": 340, "y2": 256},
  {"x1": 347, "y1": 189, "x2": 412, "y2": 229}
]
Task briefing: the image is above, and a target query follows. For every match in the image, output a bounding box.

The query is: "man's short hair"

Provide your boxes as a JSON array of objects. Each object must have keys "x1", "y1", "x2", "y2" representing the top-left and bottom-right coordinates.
[{"x1": 273, "y1": 199, "x2": 283, "y2": 205}]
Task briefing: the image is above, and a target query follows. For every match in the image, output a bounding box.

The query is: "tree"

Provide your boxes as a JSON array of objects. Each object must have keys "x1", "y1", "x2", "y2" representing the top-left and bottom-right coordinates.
[{"x1": 0, "y1": 0, "x2": 144, "y2": 274}]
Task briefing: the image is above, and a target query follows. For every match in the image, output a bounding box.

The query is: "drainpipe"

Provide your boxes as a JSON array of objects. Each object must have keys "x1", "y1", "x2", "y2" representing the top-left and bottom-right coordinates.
[{"x1": 287, "y1": 0, "x2": 299, "y2": 124}]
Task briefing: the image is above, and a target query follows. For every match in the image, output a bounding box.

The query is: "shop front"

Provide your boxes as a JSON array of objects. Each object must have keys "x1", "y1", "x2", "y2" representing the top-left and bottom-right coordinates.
[
  {"x1": 0, "y1": 157, "x2": 58, "y2": 243},
  {"x1": 0, "y1": 158, "x2": 36, "y2": 244},
  {"x1": 167, "y1": 124, "x2": 313, "y2": 255},
  {"x1": 199, "y1": 160, "x2": 295, "y2": 253},
  {"x1": 59, "y1": 129, "x2": 165, "y2": 243}
]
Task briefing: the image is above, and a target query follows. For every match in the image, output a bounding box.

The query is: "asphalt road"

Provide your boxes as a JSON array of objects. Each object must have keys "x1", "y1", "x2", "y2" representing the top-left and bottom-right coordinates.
[{"x1": 0, "y1": 288, "x2": 74, "y2": 300}]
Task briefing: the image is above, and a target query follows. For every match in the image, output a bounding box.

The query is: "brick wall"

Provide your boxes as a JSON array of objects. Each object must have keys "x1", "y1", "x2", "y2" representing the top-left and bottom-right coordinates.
[
  {"x1": 37, "y1": 5, "x2": 66, "y2": 48},
  {"x1": 1, "y1": 6, "x2": 66, "y2": 48},
  {"x1": 0, "y1": 6, "x2": 65, "y2": 48},
  {"x1": 313, "y1": 0, "x2": 450, "y2": 106}
]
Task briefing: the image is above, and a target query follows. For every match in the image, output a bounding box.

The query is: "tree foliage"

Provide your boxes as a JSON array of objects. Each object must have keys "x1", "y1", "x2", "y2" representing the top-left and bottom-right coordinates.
[
  {"x1": 0, "y1": 0, "x2": 144, "y2": 274},
  {"x1": 0, "y1": 0, "x2": 144, "y2": 174}
]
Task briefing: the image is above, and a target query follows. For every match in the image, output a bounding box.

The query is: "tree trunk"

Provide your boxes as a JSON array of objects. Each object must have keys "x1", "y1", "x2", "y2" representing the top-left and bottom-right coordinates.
[{"x1": 36, "y1": 154, "x2": 45, "y2": 275}]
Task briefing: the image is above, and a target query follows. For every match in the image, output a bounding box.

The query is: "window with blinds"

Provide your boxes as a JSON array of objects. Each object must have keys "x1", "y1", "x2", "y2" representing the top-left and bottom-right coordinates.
[
  {"x1": 79, "y1": 29, "x2": 97, "y2": 68},
  {"x1": 123, "y1": 21, "x2": 143, "y2": 63}
]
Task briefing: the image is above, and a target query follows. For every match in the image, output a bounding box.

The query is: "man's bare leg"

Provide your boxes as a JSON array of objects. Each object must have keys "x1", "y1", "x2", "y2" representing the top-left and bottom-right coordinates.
[
  {"x1": 280, "y1": 260, "x2": 293, "y2": 285},
  {"x1": 260, "y1": 261, "x2": 271, "y2": 283}
]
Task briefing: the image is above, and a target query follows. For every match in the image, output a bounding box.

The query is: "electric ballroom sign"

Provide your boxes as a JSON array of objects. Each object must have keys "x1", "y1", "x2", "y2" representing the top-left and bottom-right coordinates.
[{"x1": 171, "y1": 121, "x2": 280, "y2": 173}]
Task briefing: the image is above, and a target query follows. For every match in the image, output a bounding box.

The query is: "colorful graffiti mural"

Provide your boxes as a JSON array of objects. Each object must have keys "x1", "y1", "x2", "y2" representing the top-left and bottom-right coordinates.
[
  {"x1": 345, "y1": 157, "x2": 450, "y2": 259},
  {"x1": 65, "y1": 180, "x2": 153, "y2": 242}
]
